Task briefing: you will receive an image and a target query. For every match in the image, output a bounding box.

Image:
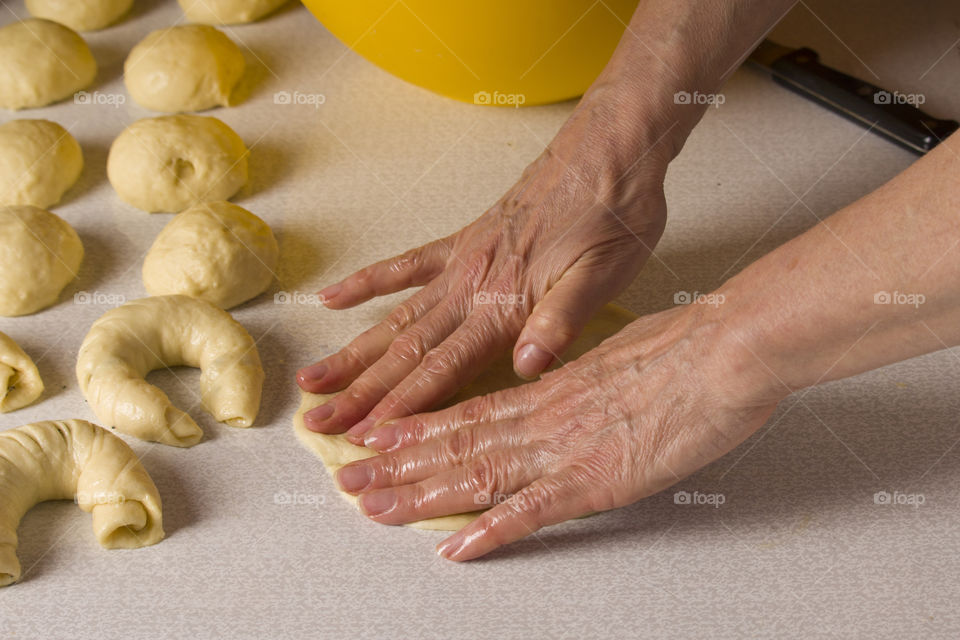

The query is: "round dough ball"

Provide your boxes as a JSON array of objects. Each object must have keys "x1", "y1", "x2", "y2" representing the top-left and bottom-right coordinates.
[
  {"x1": 0, "y1": 119, "x2": 83, "y2": 208},
  {"x1": 0, "y1": 19, "x2": 97, "y2": 110},
  {"x1": 124, "y1": 25, "x2": 245, "y2": 113},
  {"x1": 178, "y1": 0, "x2": 288, "y2": 24},
  {"x1": 25, "y1": 0, "x2": 133, "y2": 31},
  {"x1": 143, "y1": 201, "x2": 278, "y2": 309},
  {"x1": 107, "y1": 115, "x2": 248, "y2": 213},
  {"x1": 0, "y1": 205, "x2": 83, "y2": 316}
]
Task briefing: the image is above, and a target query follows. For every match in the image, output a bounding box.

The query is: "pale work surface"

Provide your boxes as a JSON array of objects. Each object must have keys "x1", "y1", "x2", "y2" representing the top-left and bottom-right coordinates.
[{"x1": 2, "y1": 1, "x2": 960, "y2": 637}]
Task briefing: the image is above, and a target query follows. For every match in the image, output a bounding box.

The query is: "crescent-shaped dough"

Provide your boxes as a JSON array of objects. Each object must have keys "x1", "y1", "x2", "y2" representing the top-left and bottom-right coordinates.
[
  {"x1": 0, "y1": 332, "x2": 43, "y2": 412},
  {"x1": 293, "y1": 304, "x2": 637, "y2": 531},
  {"x1": 76, "y1": 295, "x2": 264, "y2": 447},
  {"x1": 0, "y1": 419, "x2": 164, "y2": 587}
]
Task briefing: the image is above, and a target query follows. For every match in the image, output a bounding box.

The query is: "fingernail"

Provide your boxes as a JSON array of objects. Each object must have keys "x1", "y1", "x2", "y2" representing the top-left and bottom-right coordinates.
[
  {"x1": 361, "y1": 490, "x2": 397, "y2": 516},
  {"x1": 319, "y1": 283, "x2": 343, "y2": 304},
  {"x1": 365, "y1": 423, "x2": 398, "y2": 450},
  {"x1": 304, "y1": 403, "x2": 334, "y2": 429},
  {"x1": 336, "y1": 464, "x2": 372, "y2": 492},
  {"x1": 297, "y1": 363, "x2": 327, "y2": 383},
  {"x1": 515, "y1": 343, "x2": 553, "y2": 379},
  {"x1": 437, "y1": 532, "x2": 466, "y2": 559}
]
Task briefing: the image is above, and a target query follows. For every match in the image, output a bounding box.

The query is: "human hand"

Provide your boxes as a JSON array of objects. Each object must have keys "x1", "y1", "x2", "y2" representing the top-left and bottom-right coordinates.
[
  {"x1": 332, "y1": 304, "x2": 781, "y2": 561},
  {"x1": 297, "y1": 87, "x2": 674, "y2": 442}
]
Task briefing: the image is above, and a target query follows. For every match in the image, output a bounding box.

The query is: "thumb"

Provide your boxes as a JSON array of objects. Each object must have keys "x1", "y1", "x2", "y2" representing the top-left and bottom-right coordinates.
[{"x1": 513, "y1": 265, "x2": 613, "y2": 379}]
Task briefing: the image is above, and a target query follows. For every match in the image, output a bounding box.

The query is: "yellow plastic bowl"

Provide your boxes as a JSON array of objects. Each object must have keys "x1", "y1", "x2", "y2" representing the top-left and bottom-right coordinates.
[{"x1": 302, "y1": 0, "x2": 640, "y2": 106}]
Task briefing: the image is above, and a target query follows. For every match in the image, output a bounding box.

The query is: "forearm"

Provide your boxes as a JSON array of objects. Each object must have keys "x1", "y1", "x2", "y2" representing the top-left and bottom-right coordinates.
[
  {"x1": 578, "y1": 0, "x2": 798, "y2": 164},
  {"x1": 716, "y1": 132, "x2": 960, "y2": 403}
]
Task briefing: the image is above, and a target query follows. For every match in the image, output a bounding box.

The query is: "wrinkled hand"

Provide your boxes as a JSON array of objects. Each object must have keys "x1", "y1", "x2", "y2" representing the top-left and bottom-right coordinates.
[
  {"x1": 333, "y1": 305, "x2": 780, "y2": 561},
  {"x1": 297, "y1": 90, "x2": 672, "y2": 442}
]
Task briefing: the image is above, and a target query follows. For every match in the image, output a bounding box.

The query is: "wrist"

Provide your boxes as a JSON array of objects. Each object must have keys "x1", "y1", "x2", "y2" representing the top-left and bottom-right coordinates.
[{"x1": 690, "y1": 280, "x2": 796, "y2": 409}]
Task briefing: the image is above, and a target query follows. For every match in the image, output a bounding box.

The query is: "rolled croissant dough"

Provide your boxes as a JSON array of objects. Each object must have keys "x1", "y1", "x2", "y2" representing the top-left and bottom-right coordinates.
[
  {"x1": 293, "y1": 304, "x2": 637, "y2": 531},
  {"x1": 77, "y1": 295, "x2": 265, "y2": 447},
  {"x1": 0, "y1": 419, "x2": 164, "y2": 587},
  {"x1": 0, "y1": 332, "x2": 43, "y2": 413}
]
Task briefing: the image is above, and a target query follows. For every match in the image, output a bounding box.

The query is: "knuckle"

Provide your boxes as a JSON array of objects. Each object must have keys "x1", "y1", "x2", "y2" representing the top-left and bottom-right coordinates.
[
  {"x1": 410, "y1": 481, "x2": 430, "y2": 511},
  {"x1": 466, "y1": 453, "x2": 500, "y2": 496},
  {"x1": 352, "y1": 266, "x2": 374, "y2": 286},
  {"x1": 514, "y1": 483, "x2": 555, "y2": 516},
  {"x1": 441, "y1": 427, "x2": 476, "y2": 466},
  {"x1": 421, "y1": 345, "x2": 461, "y2": 379},
  {"x1": 394, "y1": 246, "x2": 426, "y2": 273},
  {"x1": 379, "y1": 453, "x2": 405, "y2": 482},
  {"x1": 340, "y1": 342, "x2": 370, "y2": 369},
  {"x1": 389, "y1": 330, "x2": 430, "y2": 363},
  {"x1": 342, "y1": 382, "x2": 374, "y2": 405},
  {"x1": 384, "y1": 301, "x2": 419, "y2": 334},
  {"x1": 457, "y1": 396, "x2": 487, "y2": 424},
  {"x1": 409, "y1": 417, "x2": 429, "y2": 444}
]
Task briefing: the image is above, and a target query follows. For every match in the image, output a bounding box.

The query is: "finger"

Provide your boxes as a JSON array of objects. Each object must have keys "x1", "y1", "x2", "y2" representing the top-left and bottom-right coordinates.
[
  {"x1": 363, "y1": 387, "x2": 534, "y2": 452},
  {"x1": 345, "y1": 308, "x2": 522, "y2": 443},
  {"x1": 336, "y1": 418, "x2": 529, "y2": 493},
  {"x1": 297, "y1": 280, "x2": 445, "y2": 394},
  {"x1": 513, "y1": 263, "x2": 615, "y2": 379},
  {"x1": 356, "y1": 445, "x2": 547, "y2": 525},
  {"x1": 319, "y1": 241, "x2": 450, "y2": 309},
  {"x1": 436, "y1": 469, "x2": 595, "y2": 561},
  {"x1": 303, "y1": 299, "x2": 466, "y2": 433}
]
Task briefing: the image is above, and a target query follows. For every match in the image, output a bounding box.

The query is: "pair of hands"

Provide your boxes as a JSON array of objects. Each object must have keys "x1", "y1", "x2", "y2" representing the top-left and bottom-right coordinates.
[{"x1": 295, "y1": 86, "x2": 782, "y2": 560}]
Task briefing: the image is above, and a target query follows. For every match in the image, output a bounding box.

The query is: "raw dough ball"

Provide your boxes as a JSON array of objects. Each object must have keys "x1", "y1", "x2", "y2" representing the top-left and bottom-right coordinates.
[
  {"x1": 292, "y1": 304, "x2": 637, "y2": 531},
  {"x1": 0, "y1": 19, "x2": 97, "y2": 110},
  {"x1": 0, "y1": 119, "x2": 83, "y2": 208},
  {"x1": 107, "y1": 115, "x2": 248, "y2": 213},
  {"x1": 124, "y1": 25, "x2": 245, "y2": 113},
  {"x1": 178, "y1": 0, "x2": 288, "y2": 24},
  {"x1": 143, "y1": 201, "x2": 278, "y2": 309},
  {"x1": 0, "y1": 332, "x2": 44, "y2": 413},
  {"x1": 25, "y1": 0, "x2": 133, "y2": 31},
  {"x1": 0, "y1": 205, "x2": 83, "y2": 317}
]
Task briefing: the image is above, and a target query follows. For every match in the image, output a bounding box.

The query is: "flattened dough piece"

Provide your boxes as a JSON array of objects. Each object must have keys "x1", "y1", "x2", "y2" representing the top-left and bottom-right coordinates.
[
  {"x1": 0, "y1": 19, "x2": 97, "y2": 110},
  {"x1": 107, "y1": 115, "x2": 248, "y2": 213},
  {"x1": 0, "y1": 332, "x2": 43, "y2": 412},
  {"x1": 125, "y1": 25, "x2": 245, "y2": 113},
  {"x1": 25, "y1": 0, "x2": 133, "y2": 31},
  {"x1": 179, "y1": 0, "x2": 288, "y2": 24},
  {"x1": 293, "y1": 304, "x2": 637, "y2": 531},
  {"x1": 0, "y1": 419, "x2": 164, "y2": 587},
  {"x1": 77, "y1": 295, "x2": 264, "y2": 447},
  {"x1": 0, "y1": 119, "x2": 83, "y2": 208},
  {"x1": 0, "y1": 205, "x2": 84, "y2": 317},
  {"x1": 142, "y1": 201, "x2": 279, "y2": 309}
]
